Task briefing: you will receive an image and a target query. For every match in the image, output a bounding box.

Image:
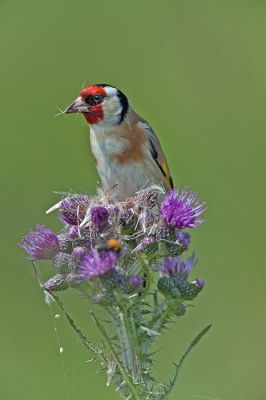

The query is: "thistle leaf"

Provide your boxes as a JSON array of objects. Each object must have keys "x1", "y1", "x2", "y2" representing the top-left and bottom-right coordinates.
[{"x1": 164, "y1": 324, "x2": 211, "y2": 395}]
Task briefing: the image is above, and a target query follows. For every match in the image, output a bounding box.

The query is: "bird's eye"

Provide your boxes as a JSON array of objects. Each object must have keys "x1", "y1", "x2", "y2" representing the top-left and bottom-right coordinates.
[
  {"x1": 85, "y1": 94, "x2": 104, "y2": 106},
  {"x1": 92, "y1": 94, "x2": 103, "y2": 104}
]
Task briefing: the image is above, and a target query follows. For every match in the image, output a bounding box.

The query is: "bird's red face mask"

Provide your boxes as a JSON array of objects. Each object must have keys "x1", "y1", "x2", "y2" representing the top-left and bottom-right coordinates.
[{"x1": 64, "y1": 86, "x2": 107, "y2": 125}]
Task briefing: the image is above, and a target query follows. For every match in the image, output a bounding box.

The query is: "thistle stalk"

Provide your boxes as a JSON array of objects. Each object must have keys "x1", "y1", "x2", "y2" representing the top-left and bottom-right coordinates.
[{"x1": 90, "y1": 311, "x2": 142, "y2": 400}]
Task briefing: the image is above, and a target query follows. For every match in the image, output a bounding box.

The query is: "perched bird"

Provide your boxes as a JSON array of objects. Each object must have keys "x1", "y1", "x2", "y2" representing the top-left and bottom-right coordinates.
[{"x1": 64, "y1": 84, "x2": 173, "y2": 200}]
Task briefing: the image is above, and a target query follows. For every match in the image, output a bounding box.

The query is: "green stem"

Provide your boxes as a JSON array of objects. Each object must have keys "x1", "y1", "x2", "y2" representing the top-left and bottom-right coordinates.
[
  {"x1": 151, "y1": 299, "x2": 181, "y2": 332},
  {"x1": 121, "y1": 304, "x2": 140, "y2": 379},
  {"x1": 138, "y1": 254, "x2": 152, "y2": 299},
  {"x1": 90, "y1": 311, "x2": 142, "y2": 400}
]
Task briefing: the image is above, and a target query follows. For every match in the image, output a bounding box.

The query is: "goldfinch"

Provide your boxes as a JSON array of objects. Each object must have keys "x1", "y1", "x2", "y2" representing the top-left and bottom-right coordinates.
[{"x1": 64, "y1": 84, "x2": 173, "y2": 200}]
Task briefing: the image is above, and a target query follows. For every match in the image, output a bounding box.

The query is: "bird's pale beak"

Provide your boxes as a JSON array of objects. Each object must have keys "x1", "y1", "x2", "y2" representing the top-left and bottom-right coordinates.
[{"x1": 64, "y1": 97, "x2": 89, "y2": 114}]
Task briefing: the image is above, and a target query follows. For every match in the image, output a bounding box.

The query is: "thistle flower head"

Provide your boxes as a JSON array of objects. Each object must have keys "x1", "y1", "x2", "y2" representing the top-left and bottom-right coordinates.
[
  {"x1": 44, "y1": 274, "x2": 69, "y2": 291},
  {"x1": 160, "y1": 186, "x2": 205, "y2": 229},
  {"x1": 57, "y1": 233, "x2": 73, "y2": 253},
  {"x1": 79, "y1": 249, "x2": 120, "y2": 280},
  {"x1": 163, "y1": 253, "x2": 197, "y2": 278},
  {"x1": 20, "y1": 224, "x2": 60, "y2": 260},
  {"x1": 53, "y1": 252, "x2": 71, "y2": 273},
  {"x1": 91, "y1": 206, "x2": 109, "y2": 229},
  {"x1": 176, "y1": 231, "x2": 190, "y2": 249},
  {"x1": 68, "y1": 225, "x2": 79, "y2": 239},
  {"x1": 71, "y1": 246, "x2": 86, "y2": 261},
  {"x1": 193, "y1": 278, "x2": 205, "y2": 289},
  {"x1": 135, "y1": 186, "x2": 164, "y2": 210},
  {"x1": 60, "y1": 194, "x2": 90, "y2": 225}
]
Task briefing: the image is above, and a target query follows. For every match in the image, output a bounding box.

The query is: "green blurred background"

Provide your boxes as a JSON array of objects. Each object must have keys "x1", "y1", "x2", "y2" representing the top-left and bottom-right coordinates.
[{"x1": 1, "y1": 1, "x2": 266, "y2": 399}]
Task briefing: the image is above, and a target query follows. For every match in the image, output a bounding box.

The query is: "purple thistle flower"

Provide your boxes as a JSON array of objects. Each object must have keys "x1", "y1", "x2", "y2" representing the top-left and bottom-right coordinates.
[
  {"x1": 160, "y1": 186, "x2": 206, "y2": 229},
  {"x1": 91, "y1": 206, "x2": 109, "y2": 228},
  {"x1": 20, "y1": 224, "x2": 60, "y2": 261},
  {"x1": 163, "y1": 253, "x2": 197, "y2": 278},
  {"x1": 126, "y1": 275, "x2": 141, "y2": 287},
  {"x1": 79, "y1": 250, "x2": 120, "y2": 280},
  {"x1": 60, "y1": 194, "x2": 90, "y2": 225},
  {"x1": 175, "y1": 231, "x2": 190, "y2": 249},
  {"x1": 71, "y1": 246, "x2": 86, "y2": 261},
  {"x1": 69, "y1": 226, "x2": 79, "y2": 239}
]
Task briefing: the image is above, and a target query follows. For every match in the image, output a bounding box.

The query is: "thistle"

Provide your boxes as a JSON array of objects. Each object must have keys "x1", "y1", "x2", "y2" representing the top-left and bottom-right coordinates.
[{"x1": 20, "y1": 185, "x2": 210, "y2": 399}]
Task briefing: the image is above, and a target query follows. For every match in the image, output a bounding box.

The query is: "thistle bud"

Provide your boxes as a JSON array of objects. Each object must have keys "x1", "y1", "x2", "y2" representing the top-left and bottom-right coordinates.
[
  {"x1": 182, "y1": 279, "x2": 205, "y2": 300},
  {"x1": 58, "y1": 233, "x2": 73, "y2": 253},
  {"x1": 158, "y1": 276, "x2": 181, "y2": 299},
  {"x1": 52, "y1": 252, "x2": 71, "y2": 273},
  {"x1": 44, "y1": 274, "x2": 69, "y2": 292}
]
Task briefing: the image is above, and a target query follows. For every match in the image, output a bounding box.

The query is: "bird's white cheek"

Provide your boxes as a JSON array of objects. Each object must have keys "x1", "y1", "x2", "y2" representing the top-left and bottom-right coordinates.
[{"x1": 100, "y1": 98, "x2": 122, "y2": 127}]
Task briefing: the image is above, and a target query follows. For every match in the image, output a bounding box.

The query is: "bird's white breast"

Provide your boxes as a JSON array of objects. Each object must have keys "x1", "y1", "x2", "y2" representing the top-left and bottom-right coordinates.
[{"x1": 90, "y1": 128, "x2": 159, "y2": 199}]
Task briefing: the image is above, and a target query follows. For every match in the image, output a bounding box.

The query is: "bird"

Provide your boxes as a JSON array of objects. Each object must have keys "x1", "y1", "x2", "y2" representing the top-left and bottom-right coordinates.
[{"x1": 64, "y1": 84, "x2": 173, "y2": 200}]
